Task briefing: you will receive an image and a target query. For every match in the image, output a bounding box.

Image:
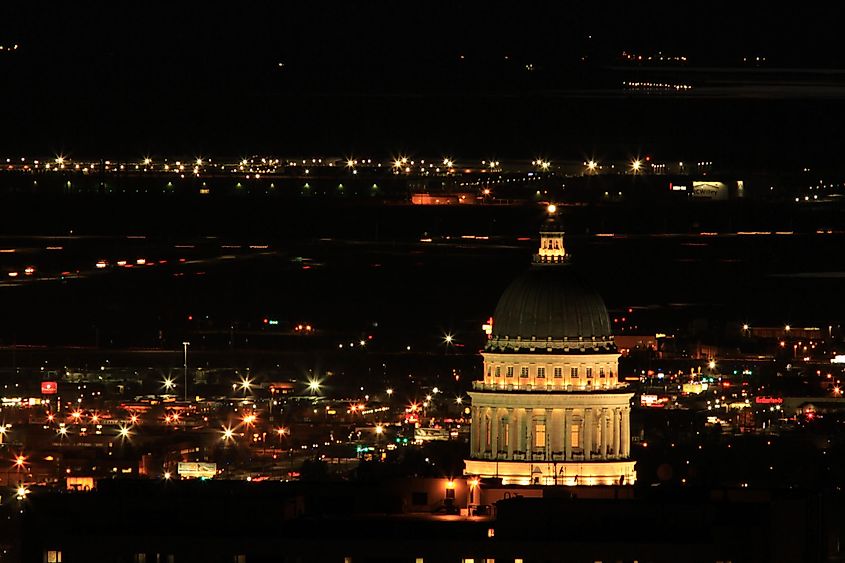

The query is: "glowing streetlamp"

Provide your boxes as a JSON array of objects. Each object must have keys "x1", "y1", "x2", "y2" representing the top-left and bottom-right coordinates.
[
  {"x1": 586, "y1": 160, "x2": 598, "y2": 172},
  {"x1": 631, "y1": 159, "x2": 642, "y2": 173},
  {"x1": 547, "y1": 203, "x2": 557, "y2": 214},
  {"x1": 307, "y1": 378, "x2": 322, "y2": 395},
  {"x1": 117, "y1": 424, "x2": 131, "y2": 440},
  {"x1": 162, "y1": 376, "x2": 176, "y2": 392}
]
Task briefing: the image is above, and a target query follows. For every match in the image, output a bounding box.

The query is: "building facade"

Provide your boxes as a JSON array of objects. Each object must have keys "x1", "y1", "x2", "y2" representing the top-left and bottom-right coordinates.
[{"x1": 465, "y1": 216, "x2": 636, "y2": 485}]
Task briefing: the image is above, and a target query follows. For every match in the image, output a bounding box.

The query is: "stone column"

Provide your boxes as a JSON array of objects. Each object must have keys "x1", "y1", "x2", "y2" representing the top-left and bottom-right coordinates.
[
  {"x1": 525, "y1": 409, "x2": 534, "y2": 459},
  {"x1": 491, "y1": 408, "x2": 500, "y2": 458},
  {"x1": 584, "y1": 408, "x2": 593, "y2": 460},
  {"x1": 621, "y1": 407, "x2": 630, "y2": 458},
  {"x1": 564, "y1": 408, "x2": 573, "y2": 461},
  {"x1": 612, "y1": 408, "x2": 621, "y2": 459},
  {"x1": 600, "y1": 408, "x2": 608, "y2": 459},
  {"x1": 470, "y1": 406, "x2": 479, "y2": 456},
  {"x1": 506, "y1": 408, "x2": 515, "y2": 459}
]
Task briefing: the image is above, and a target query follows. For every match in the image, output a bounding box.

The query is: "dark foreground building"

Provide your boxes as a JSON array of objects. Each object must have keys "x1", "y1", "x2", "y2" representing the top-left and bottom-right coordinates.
[{"x1": 10, "y1": 479, "x2": 845, "y2": 563}]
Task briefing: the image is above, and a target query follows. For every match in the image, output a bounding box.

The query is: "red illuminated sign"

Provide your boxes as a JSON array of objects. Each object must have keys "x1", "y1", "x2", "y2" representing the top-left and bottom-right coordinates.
[
  {"x1": 41, "y1": 381, "x2": 58, "y2": 395},
  {"x1": 755, "y1": 396, "x2": 783, "y2": 405}
]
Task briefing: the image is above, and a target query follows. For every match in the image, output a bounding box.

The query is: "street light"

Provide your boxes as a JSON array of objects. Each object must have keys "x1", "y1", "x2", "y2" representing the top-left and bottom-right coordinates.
[
  {"x1": 182, "y1": 341, "x2": 190, "y2": 402},
  {"x1": 307, "y1": 378, "x2": 322, "y2": 395},
  {"x1": 631, "y1": 159, "x2": 642, "y2": 173}
]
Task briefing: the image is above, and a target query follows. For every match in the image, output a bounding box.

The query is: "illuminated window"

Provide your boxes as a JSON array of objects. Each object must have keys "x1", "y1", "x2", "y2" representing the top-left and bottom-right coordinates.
[
  {"x1": 45, "y1": 551, "x2": 63, "y2": 563},
  {"x1": 571, "y1": 367, "x2": 579, "y2": 378},
  {"x1": 501, "y1": 420, "x2": 509, "y2": 448},
  {"x1": 554, "y1": 367, "x2": 562, "y2": 378},
  {"x1": 506, "y1": 366, "x2": 514, "y2": 378},
  {"x1": 570, "y1": 424, "x2": 581, "y2": 448},
  {"x1": 487, "y1": 367, "x2": 491, "y2": 377},
  {"x1": 537, "y1": 367, "x2": 546, "y2": 378},
  {"x1": 534, "y1": 422, "x2": 546, "y2": 448},
  {"x1": 599, "y1": 368, "x2": 605, "y2": 378},
  {"x1": 495, "y1": 366, "x2": 501, "y2": 377},
  {"x1": 520, "y1": 367, "x2": 529, "y2": 378},
  {"x1": 586, "y1": 368, "x2": 593, "y2": 378}
]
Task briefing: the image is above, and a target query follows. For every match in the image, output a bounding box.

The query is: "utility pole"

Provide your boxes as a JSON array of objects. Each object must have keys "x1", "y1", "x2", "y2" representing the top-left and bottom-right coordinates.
[{"x1": 182, "y1": 341, "x2": 190, "y2": 402}]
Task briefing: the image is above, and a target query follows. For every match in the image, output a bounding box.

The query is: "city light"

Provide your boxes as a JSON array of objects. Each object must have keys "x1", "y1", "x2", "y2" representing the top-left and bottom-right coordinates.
[
  {"x1": 307, "y1": 378, "x2": 322, "y2": 394},
  {"x1": 239, "y1": 376, "x2": 253, "y2": 393},
  {"x1": 375, "y1": 425, "x2": 384, "y2": 435},
  {"x1": 386, "y1": 388, "x2": 394, "y2": 396},
  {"x1": 242, "y1": 413, "x2": 257, "y2": 426},
  {"x1": 221, "y1": 425, "x2": 236, "y2": 441},
  {"x1": 162, "y1": 376, "x2": 176, "y2": 391},
  {"x1": 631, "y1": 159, "x2": 642, "y2": 172},
  {"x1": 14, "y1": 454, "x2": 26, "y2": 469},
  {"x1": 547, "y1": 203, "x2": 557, "y2": 214},
  {"x1": 443, "y1": 333, "x2": 454, "y2": 344},
  {"x1": 587, "y1": 160, "x2": 597, "y2": 171},
  {"x1": 117, "y1": 424, "x2": 132, "y2": 440},
  {"x1": 16, "y1": 486, "x2": 29, "y2": 499}
]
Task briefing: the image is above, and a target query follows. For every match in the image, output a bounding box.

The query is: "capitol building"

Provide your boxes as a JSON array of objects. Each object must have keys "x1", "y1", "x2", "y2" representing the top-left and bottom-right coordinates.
[{"x1": 465, "y1": 213, "x2": 635, "y2": 486}]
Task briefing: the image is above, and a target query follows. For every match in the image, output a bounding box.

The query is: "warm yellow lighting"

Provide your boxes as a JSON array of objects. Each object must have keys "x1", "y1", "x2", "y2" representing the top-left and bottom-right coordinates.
[
  {"x1": 708, "y1": 360, "x2": 716, "y2": 370},
  {"x1": 16, "y1": 486, "x2": 29, "y2": 499},
  {"x1": 587, "y1": 160, "x2": 597, "y2": 170},
  {"x1": 163, "y1": 471, "x2": 171, "y2": 480},
  {"x1": 243, "y1": 414, "x2": 257, "y2": 426},
  {"x1": 445, "y1": 480, "x2": 456, "y2": 490},
  {"x1": 547, "y1": 203, "x2": 557, "y2": 214},
  {"x1": 375, "y1": 425, "x2": 384, "y2": 435},
  {"x1": 222, "y1": 426, "x2": 235, "y2": 441},
  {"x1": 631, "y1": 159, "x2": 642, "y2": 172},
  {"x1": 307, "y1": 378, "x2": 322, "y2": 393}
]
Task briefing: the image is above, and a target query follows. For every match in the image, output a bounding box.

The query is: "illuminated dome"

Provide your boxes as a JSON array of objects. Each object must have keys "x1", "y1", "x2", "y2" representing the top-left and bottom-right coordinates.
[
  {"x1": 487, "y1": 218, "x2": 615, "y2": 353},
  {"x1": 490, "y1": 265, "x2": 613, "y2": 350}
]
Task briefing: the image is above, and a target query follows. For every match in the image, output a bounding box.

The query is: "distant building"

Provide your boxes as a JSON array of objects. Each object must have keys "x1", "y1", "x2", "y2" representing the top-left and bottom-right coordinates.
[{"x1": 465, "y1": 214, "x2": 635, "y2": 485}]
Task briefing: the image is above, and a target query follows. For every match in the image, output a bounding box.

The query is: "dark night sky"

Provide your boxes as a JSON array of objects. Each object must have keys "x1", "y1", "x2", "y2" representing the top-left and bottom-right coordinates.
[{"x1": 3, "y1": 2, "x2": 845, "y2": 162}]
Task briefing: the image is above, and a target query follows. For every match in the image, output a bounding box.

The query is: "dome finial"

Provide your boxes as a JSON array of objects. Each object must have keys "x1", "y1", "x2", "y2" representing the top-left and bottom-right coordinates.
[{"x1": 535, "y1": 203, "x2": 568, "y2": 264}]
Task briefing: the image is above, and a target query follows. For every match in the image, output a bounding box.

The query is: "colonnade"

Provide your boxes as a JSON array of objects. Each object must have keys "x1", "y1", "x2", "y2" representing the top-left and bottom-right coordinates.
[{"x1": 469, "y1": 404, "x2": 630, "y2": 461}]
